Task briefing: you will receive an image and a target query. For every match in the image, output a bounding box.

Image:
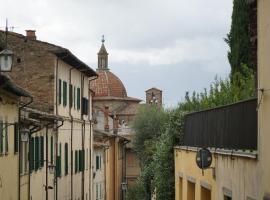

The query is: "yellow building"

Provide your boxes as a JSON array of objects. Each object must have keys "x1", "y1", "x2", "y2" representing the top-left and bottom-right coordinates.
[
  {"x1": 0, "y1": 74, "x2": 31, "y2": 200},
  {"x1": 175, "y1": 0, "x2": 270, "y2": 199}
]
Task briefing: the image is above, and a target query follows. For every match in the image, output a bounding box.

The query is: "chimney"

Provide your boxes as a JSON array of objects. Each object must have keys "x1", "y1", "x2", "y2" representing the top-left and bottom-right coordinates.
[
  {"x1": 25, "y1": 30, "x2": 36, "y2": 40},
  {"x1": 104, "y1": 106, "x2": 109, "y2": 132}
]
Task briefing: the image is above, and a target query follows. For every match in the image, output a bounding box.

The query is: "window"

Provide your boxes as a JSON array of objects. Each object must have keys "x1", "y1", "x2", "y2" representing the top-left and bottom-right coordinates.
[
  {"x1": 29, "y1": 137, "x2": 34, "y2": 172},
  {"x1": 14, "y1": 123, "x2": 19, "y2": 154},
  {"x1": 40, "y1": 136, "x2": 44, "y2": 167},
  {"x1": 73, "y1": 86, "x2": 76, "y2": 109},
  {"x1": 63, "y1": 81, "x2": 67, "y2": 107},
  {"x1": 201, "y1": 187, "x2": 211, "y2": 200},
  {"x1": 50, "y1": 136, "x2": 53, "y2": 163},
  {"x1": 58, "y1": 79, "x2": 62, "y2": 104},
  {"x1": 179, "y1": 177, "x2": 183, "y2": 200},
  {"x1": 82, "y1": 98, "x2": 89, "y2": 115},
  {"x1": 69, "y1": 84, "x2": 73, "y2": 108},
  {"x1": 0, "y1": 120, "x2": 3, "y2": 154},
  {"x1": 56, "y1": 143, "x2": 62, "y2": 177},
  {"x1": 96, "y1": 155, "x2": 100, "y2": 170},
  {"x1": 35, "y1": 137, "x2": 39, "y2": 170},
  {"x1": 77, "y1": 88, "x2": 80, "y2": 110},
  {"x1": 223, "y1": 187, "x2": 232, "y2": 200},
  {"x1": 75, "y1": 150, "x2": 78, "y2": 173},
  {"x1": 187, "y1": 181, "x2": 195, "y2": 200},
  {"x1": 65, "y1": 143, "x2": 68, "y2": 175}
]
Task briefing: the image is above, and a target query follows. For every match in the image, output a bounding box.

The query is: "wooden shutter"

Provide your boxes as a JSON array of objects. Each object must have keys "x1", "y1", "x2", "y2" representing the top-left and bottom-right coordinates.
[
  {"x1": 82, "y1": 98, "x2": 89, "y2": 115},
  {"x1": 35, "y1": 137, "x2": 39, "y2": 170},
  {"x1": 63, "y1": 81, "x2": 67, "y2": 107},
  {"x1": 79, "y1": 150, "x2": 82, "y2": 172},
  {"x1": 29, "y1": 137, "x2": 34, "y2": 172},
  {"x1": 56, "y1": 156, "x2": 61, "y2": 177},
  {"x1": 96, "y1": 155, "x2": 99, "y2": 170},
  {"x1": 59, "y1": 143, "x2": 62, "y2": 176},
  {"x1": 65, "y1": 143, "x2": 68, "y2": 175},
  {"x1": 50, "y1": 136, "x2": 53, "y2": 163},
  {"x1": 40, "y1": 136, "x2": 44, "y2": 167},
  {"x1": 69, "y1": 84, "x2": 73, "y2": 108},
  {"x1": 0, "y1": 120, "x2": 3, "y2": 154},
  {"x1": 58, "y1": 79, "x2": 62, "y2": 105},
  {"x1": 77, "y1": 88, "x2": 80, "y2": 110},
  {"x1": 14, "y1": 123, "x2": 19, "y2": 154}
]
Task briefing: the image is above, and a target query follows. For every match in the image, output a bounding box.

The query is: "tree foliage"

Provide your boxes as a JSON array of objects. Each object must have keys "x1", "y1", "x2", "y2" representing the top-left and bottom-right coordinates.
[{"x1": 225, "y1": 0, "x2": 255, "y2": 77}]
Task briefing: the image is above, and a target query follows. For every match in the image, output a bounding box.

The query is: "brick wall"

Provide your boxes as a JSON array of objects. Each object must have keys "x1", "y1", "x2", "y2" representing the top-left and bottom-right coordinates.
[{"x1": 0, "y1": 31, "x2": 61, "y2": 113}]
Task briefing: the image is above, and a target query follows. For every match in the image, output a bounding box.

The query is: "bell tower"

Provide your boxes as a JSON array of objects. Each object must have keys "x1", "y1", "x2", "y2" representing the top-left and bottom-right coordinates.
[
  {"x1": 97, "y1": 35, "x2": 109, "y2": 70},
  {"x1": 146, "y1": 87, "x2": 163, "y2": 109}
]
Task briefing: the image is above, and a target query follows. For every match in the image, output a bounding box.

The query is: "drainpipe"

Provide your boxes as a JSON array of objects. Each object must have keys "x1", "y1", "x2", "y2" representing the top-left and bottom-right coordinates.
[
  {"x1": 18, "y1": 96, "x2": 33, "y2": 200},
  {"x1": 69, "y1": 67, "x2": 75, "y2": 200},
  {"x1": 88, "y1": 75, "x2": 98, "y2": 199},
  {"x1": 122, "y1": 140, "x2": 130, "y2": 200},
  {"x1": 81, "y1": 74, "x2": 86, "y2": 200}
]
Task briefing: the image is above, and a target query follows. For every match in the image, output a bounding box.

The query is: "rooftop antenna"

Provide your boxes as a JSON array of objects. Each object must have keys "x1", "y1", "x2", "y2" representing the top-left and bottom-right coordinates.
[{"x1": 5, "y1": 19, "x2": 8, "y2": 48}]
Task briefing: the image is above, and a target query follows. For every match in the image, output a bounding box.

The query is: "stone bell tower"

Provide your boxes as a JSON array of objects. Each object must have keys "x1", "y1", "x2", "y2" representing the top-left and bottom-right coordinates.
[{"x1": 145, "y1": 87, "x2": 162, "y2": 109}]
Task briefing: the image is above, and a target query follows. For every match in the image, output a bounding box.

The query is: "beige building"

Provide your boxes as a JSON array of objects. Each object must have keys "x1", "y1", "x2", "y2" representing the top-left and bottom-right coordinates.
[
  {"x1": 91, "y1": 39, "x2": 142, "y2": 200},
  {"x1": 0, "y1": 30, "x2": 97, "y2": 200},
  {"x1": 0, "y1": 74, "x2": 31, "y2": 200}
]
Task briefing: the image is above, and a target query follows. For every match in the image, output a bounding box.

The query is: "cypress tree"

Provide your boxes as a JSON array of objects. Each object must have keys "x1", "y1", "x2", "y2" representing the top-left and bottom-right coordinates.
[{"x1": 225, "y1": 0, "x2": 254, "y2": 77}]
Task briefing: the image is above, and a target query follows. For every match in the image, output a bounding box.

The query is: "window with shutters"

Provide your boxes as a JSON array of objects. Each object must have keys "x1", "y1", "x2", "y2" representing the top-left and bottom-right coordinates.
[
  {"x1": 77, "y1": 88, "x2": 81, "y2": 110},
  {"x1": 96, "y1": 155, "x2": 100, "y2": 171},
  {"x1": 79, "y1": 150, "x2": 82, "y2": 172},
  {"x1": 82, "y1": 98, "x2": 89, "y2": 115},
  {"x1": 75, "y1": 150, "x2": 78, "y2": 173},
  {"x1": 63, "y1": 81, "x2": 67, "y2": 107},
  {"x1": 56, "y1": 143, "x2": 62, "y2": 177},
  {"x1": 58, "y1": 79, "x2": 62, "y2": 105},
  {"x1": 65, "y1": 143, "x2": 68, "y2": 175},
  {"x1": 29, "y1": 137, "x2": 34, "y2": 172},
  {"x1": 40, "y1": 136, "x2": 44, "y2": 167},
  {"x1": 50, "y1": 136, "x2": 53, "y2": 164},
  {"x1": 35, "y1": 137, "x2": 39, "y2": 170},
  {"x1": 4, "y1": 120, "x2": 8, "y2": 154},
  {"x1": 0, "y1": 120, "x2": 3, "y2": 154},
  {"x1": 69, "y1": 84, "x2": 73, "y2": 108},
  {"x1": 73, "y1": 86, "x2": 76, "y2": 109},
  {"x1": 14, "y1": 123, "x2": 19, "y2": 154}
]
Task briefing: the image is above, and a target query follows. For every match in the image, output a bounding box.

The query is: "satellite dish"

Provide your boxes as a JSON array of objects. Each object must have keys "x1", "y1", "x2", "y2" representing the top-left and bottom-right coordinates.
[{"x1": 196, "y1": 148, "x2": 212, "y2": 169}]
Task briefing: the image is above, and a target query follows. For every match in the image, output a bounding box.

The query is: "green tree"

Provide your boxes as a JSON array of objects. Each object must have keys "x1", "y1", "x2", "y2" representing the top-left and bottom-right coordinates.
[{"x1": 225, "y1": 0, "x2": 254, "y2": 77}]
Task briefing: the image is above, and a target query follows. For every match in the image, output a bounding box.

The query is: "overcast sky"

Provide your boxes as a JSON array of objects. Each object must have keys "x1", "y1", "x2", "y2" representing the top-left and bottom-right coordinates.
[{"x1": 1, "y1": 0, "x2": 233, "y2": 107}]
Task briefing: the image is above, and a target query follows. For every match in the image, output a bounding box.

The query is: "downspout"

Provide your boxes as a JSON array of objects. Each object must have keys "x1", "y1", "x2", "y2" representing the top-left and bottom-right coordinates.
[
  {"x1": 18, "y1": 96, "x2": 33, "y2": 200},
  {"x1": 122, "y1": 140, "x2": 130, "y2": 200},
  {"x1": 69, "y1": 67, "x2": 75, "y2": 200},
  {"x1": 55, "y1": 57, "x2": 59, "y2": 200},
  {"x1": 81, "y1": 74, "x2": 85, "y2": 200},
  {"x1": 88, "y1": 75, "x2": 98, "y2": 199}
]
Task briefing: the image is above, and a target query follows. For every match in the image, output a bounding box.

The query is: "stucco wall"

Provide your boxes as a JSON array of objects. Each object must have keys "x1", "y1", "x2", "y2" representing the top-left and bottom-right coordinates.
[
  {"x1": 258, "y1": 0, "x2": 270, "y2": 198},
  {"x1": 0, "y1": 90, "x2": 20, "y2": 200}
]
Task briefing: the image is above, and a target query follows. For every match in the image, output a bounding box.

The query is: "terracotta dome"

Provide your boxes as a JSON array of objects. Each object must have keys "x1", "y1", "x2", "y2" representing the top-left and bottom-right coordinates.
[{"x1": 91, "y1": 70, "x2": 127, "y2": 98}]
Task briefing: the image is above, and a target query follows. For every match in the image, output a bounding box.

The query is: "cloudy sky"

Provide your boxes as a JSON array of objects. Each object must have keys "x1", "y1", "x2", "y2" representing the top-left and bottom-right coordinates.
[{"x1": 1, "y1": 0, "x2": 233, "y2": 107}]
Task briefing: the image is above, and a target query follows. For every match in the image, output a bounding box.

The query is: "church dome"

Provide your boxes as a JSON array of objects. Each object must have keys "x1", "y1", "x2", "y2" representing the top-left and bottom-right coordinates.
[
  {"x1": 91, "y1": 37, "x2": 128, "y2": 98},
  {"x1": 91, "y1": 70, "x2": 127, "y2": 98}
]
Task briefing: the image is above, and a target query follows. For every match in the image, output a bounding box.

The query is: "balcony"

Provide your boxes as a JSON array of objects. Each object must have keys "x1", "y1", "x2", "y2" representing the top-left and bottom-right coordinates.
[{"x1": 183, "y1": 98, "x2": 257, "y2": 150}]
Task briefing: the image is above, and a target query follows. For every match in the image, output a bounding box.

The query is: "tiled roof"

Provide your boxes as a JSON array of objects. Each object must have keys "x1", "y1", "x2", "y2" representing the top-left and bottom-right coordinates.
[{"x1": 91, "y1": 70, "x2": 127, "y2": 98}]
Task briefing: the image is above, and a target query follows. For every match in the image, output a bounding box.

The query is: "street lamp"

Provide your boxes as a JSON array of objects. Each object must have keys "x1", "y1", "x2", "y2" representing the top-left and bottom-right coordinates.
[
  {"x1": 48, "y1": 164, "x2": 56, "y2": 174},
  {"x1": 0, "y1": 49, "x2": 14, "y2": 72},
  {"x1": 0, "y1": 19, "x2": 14, "y2": 72}
]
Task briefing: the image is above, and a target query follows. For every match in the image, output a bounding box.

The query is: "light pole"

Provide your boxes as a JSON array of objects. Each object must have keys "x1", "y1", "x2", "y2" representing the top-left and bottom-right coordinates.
[{"x1": 0, "y1": 20, "x2": 14, "y2": 72}]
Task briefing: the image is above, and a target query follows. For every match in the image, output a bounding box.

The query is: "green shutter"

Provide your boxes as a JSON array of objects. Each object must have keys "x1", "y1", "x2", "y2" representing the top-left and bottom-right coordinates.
[
  {"x1": 96, "y1": 156, "x2": 99, "y2": 170},
  {"x1": 69, "y1": 84, "x2": 73, "y2": 108},
  {"x1": 79, "y1": 150, "x2": 82, "y2": 172},
  {"x1": 58, "y1": 79, "x2": 62, "y2": 105},
  {"x1": 56, "y1": 156, "x2": 61, "y2": 177},
  {"x1": 65, "y1": 143, "x2": 68, "y2": 175},
  {"x1": 59, "y1": 143, "x2": 62, "y2": 176},
  {"x1": 29, "y1": 137, "x2": 34, "y2": 172},
  {"x1": 77, "y1": 88, "x2": 80, "y2": 110},
  {"x1": 82, "y1": 150, "x2": 85, "y2": 171},
  {"x1": 73, "y1": 86, "x2": 76, "y2": 109},
  {"x1": 50, "y1": 136, "x2": 53, "y2": 163},
  {"x1": 35, "y1": 137, "x2": 39, "y2": 170},
  {"x1": 40, "y1": 136, "x2": 44, "y2": 167},
  {"x1": 14, "y1": 123, "x2": 19, "y2": 154},
  {"x1": 63, "y1": 81, "x2": 67, "y2": 107},
  {"x1": 0, "y1": 121, "x2": 3, "y2": 154}
]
